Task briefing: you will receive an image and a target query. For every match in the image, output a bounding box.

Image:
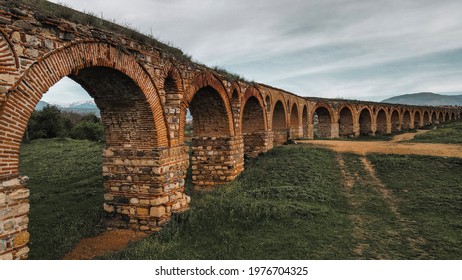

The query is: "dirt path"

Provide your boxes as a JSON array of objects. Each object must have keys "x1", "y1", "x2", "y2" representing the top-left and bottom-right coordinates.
[
  {"x1": 298, "y1": 131, "x2": 462, "y2": 158},
  {"x1": 63, "y1": 229, "x2": 147, "y2": 260},
  {"x1": 390, "y1": 130, "x2": 429, "y2": 142}
]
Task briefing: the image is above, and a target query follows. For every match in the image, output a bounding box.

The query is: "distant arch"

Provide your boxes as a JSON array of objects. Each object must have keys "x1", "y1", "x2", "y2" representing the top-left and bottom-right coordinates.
[
  {"x1": 414, "y1": 111, "x2": 421, "y2": 128},
  {"x1": 339, "y1": 106, "x2": 354, "y2": 137},
  {"x1": 391, "y1": 109, "x2": 400, "y2": 133},
  {"x1": 376, "y1": 109, "x2": 388, "y2": 134},
  {"x1": 290, "y1": 103, "x2": 300, "y2": 138},
  {"x1": 312, "y1": 104, "x2": 333, "y2": 138},
  {"x1": 402, "y1": 110, "x2": 411, "y2": 130},
  {"x1": 359, "y1": 108, "x2": 372, "y2": 136}
]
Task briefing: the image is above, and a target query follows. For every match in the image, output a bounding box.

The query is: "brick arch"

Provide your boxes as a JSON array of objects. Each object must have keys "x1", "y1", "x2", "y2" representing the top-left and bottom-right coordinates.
[
  {"x1": 402, "y1": 110, "x2": 411, "y2": 130},
  {"x1": 414, "y1": 110, "x2": 422, "y2": 128},
  {"x1": 311, "y1": 102, "x2": 334, "y2": 138},
  {"x1": 445, "y1": 112, "x2": 450, "y2": 122},
  {"x1": 338, "y1": 105, "x2": 355, "y2": 137},
  {"x1": 0, "y1": 30, "x2": 19, "y2": 71},
  {"x1": 390, "y1": 109, "x2": 401, "y2": 132},
  {"x1": 0, "y1": 42, "x2": 168, "y2": 177},
  {"x1": 376, "y1": 108, "x2": 388, "y2": 134},
  {"x1": 290, "y1": 102, "x2": 300, "y2": 138},
  {"x1": 301, "y1": 104, "x2": 309, "y2": 138},
  {"x1": 181, "y1": 72, "x2": 234, "y2": 141},
  {"x1": 241, "y1": 86, "x2": 267, "y2": 131},
  {"x1": 358, "y1": 107, "x2": 373, "y2": 135},
  {"x1": 438, "y1": 111, "x2": 444, "y2": 122},
  {"x1": 272, "y1": 100, "x2": 287, "y2": 130},
  {"x1": 423, "y1": 111, "x2": 431, "y2": 126},
  {"x1": 451, "y1": 112, "x2": 456, "y2": 121}
]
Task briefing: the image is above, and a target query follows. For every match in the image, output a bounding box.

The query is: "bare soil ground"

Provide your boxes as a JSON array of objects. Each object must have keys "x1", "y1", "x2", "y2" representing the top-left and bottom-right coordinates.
[
  {"x1": 298, "y1": 130, "x2": 462, "y2": 158},
  {"x1": 63, "y1": 229, "x2": 147, "y2": 260}
]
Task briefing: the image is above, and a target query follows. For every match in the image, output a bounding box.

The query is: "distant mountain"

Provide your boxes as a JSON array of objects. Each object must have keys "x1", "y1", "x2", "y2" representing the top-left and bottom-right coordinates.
[
  {"x1": 61, "y1": 100, "x2": 100, "y2": 116},
  {"x1": 35, "y1": 99, "x2": 100, "y2": 116},
  {"x1": 35, "y1": 100, "x2": 51, "y2": 110},
  {"x1": 382, "y1": 92, "x2": 462, "y2": 106}
]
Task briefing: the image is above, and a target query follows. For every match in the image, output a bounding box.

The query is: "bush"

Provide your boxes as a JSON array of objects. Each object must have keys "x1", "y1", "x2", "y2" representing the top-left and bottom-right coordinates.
[{"x1": 70, "y1": 121, "x2": 105, "y2": 142}]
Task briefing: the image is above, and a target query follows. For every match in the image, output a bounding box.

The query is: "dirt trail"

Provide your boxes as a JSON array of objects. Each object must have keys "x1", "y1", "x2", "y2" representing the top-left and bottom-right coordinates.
[
  {"x1": 298, "y1": 131, "x2": 462, "y2": 158},
  {"x1": 63, "y1": 229, "x2": 147, "y2": 260}
]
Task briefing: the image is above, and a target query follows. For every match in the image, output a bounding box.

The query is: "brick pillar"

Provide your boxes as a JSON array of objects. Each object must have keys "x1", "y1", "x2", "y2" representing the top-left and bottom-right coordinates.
[
  {"x1": 0, "y1": 176, "x2": 30, "y2": 260},
  {"x1": 243, "y1": 131, "x2": 274, "y2": 158},
  {"x1": 353, "y1": 122, "x2": 360, "y2": 137},
  {"x1": 290, "y1": 126, "x2": 302, "y2": 139},
  {"x1": 331, "y1": 123, "x2": 340, "y2": 138},
  {"x1": 371, "y1": 123, "x2": 377, "y2": 136},
  {"x1": 273, "y1": 129, "x2": 289, "y2": 145},
  {"x1": 307, "y1": 124, "x2": 315, "y2": 139},
  {"x1": 191, "y1": 135, "x2": 244, "y2": 189},
  {"x1": 103, "y1": 145, "x2": 190, "y2": 232}
]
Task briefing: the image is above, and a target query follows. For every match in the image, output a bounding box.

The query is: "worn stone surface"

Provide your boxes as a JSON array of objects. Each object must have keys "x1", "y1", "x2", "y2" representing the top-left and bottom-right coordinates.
[{"x1": 0, "y1": 2, "x2": 460, "y2": 260}]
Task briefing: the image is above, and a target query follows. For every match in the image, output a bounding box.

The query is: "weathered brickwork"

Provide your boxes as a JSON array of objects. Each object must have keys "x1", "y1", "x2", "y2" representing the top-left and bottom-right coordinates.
[
  {"x1": 191, "y1": 136, "x2": 244, "y2": 189},
  {"x1": 0, "y1": 3, "x2": 461, "y2": 259},
  {"x1": 0, "y1": 176, "x2": 29, "y2": 260}
]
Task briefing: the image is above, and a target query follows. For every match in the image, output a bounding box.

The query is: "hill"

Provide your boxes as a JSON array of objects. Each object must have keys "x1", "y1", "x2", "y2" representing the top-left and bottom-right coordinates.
[
  {"x1": 382, "y1": 92, "x2": 462, "y2": 106},
  {"x1": 35, "y1": 100, "x2": 51, "y2": 110}
]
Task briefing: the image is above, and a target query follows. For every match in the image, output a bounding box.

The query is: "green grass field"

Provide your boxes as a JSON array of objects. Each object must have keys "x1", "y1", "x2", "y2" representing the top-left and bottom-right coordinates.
[
  {"x1": 18, "y1": 125, "x2": 462, "y2": 259},
  {"x1": 411, "y1": 121, "x2": 462, "y2": 144},
  {"x1": 19, "y1": 138, "x2": 106, "y2": 260}
]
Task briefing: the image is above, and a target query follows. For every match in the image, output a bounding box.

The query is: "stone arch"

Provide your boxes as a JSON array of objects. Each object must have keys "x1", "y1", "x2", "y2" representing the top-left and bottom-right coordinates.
[
  {"x1": 290, "y1": 103, "x2": 300, "y2": 138},
  {"x1": 301, "y1": 104, "x2": 308, "y2": 138},
  {"x1": 391, "y1": 109, "x2": 401, "y2": 133},
  {"x1": 184, "y1": 73, "x2": 243, "y2": 188},
  {"x1": 272, "y1": 100, "x2": 287, "y2": 144},
  {"x1": 423, "y1": 111, "x2": 430, "y2": 126},
  {"x1": 431, "y1": 111, "x2": 438, "y2": 124},
  {"x1": 1, "y1": 42, "x2": 168, "y2": 177},
  {"x1": 312, "y1": 103, "x2": 333, "y2": 138},
  {"x1": 0, "y1": 42, "x2": 188, "y2": 248},
  {"x1": 241, "y1": 87, "x2": 267, "y2": 132},
  {"x1": 451, "y1": 112, "x2": 456, "y2": 121},
  {"x1": 438, "y1": 111, "x2": 444, "y2": 123},
  {"x1": 338, "y1": 105, "x2": 354, "y2": 137},
  {"x1": 376, "y1": 108, "x2": 388, "y2": 134},
  {"x1": 445, "y1": 112, "x2": 450, "y2": 122},
  {"x1": 358, "y1": 107, "x2": 372, "y2": 136},
  {"x1": 402, "y1": 110, "x2": 411, "y2": 130},
  {"x1": 414, "y1": 111, "x2": 422, "y2": 128},
  {"x1": 181, "y1": 72, "x2": 234, "y2": 141}
]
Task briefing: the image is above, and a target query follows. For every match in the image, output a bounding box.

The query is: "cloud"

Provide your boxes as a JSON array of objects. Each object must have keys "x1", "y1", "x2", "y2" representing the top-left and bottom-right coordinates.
[{"x1": 46, "y1": 0, "x2": 462, "y2": 102}]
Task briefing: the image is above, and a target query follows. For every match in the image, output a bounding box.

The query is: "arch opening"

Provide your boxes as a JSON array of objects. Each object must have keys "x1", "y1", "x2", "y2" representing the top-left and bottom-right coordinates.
[
  {"x1": 359, "y1": 108, "x2": 372, "y2": 136},
  {"x1": 242, "y1": 96, "x2": 266, "y2": 157},
  {"x1": 402, "y1": 110, "x2": 411, "y2": 131},
  {"x1": 423, "y1": 111, "x2": 430, "y2": 126},
  {"x1": 272, "y1": 100, "x2": 287, "y2": 145},
  {"x1": 391, "y1": 110, "x2": 400, "y2": 133},
  {"x1": 376, "y1": 109, "x2": 387, "y2": 135},
  {"x1": 414, "y1": 111, "x2": 421, "y2": 129},
  {"x1": 313, "y1": 107, "x2": 332, "y2": 138},
  {"x1": 290, "y1": 104, "x2": 300, "y2": 139},
  {"x1": 339, "y1": 107, "x2": 354, "y2": 137}
]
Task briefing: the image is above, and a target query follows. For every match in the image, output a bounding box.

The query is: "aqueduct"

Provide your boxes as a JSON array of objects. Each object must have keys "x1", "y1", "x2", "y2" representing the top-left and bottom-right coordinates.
[{"x1": 0, "y1": 2, "x2": 461, "y2": 259}]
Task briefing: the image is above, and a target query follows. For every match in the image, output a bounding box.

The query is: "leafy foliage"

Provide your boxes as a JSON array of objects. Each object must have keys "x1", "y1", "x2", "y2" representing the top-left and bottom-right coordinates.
[{"x1": 24, "y1": 105, "x2": 104, "y2": 142}]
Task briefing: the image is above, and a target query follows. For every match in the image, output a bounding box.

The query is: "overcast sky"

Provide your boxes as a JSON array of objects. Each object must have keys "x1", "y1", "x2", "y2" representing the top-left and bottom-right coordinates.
[{"x1": 43, "y1": 0, "x2": 462, "y2": 105}]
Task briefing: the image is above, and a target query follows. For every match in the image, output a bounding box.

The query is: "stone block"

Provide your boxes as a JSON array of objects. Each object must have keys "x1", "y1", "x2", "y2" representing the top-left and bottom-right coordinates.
[
  {"x1": 13, "y1": 231, "x2": 30, "y2": 247},
  {"x1": 150, "y1": 206, "x2": 165, "y2": 218}
]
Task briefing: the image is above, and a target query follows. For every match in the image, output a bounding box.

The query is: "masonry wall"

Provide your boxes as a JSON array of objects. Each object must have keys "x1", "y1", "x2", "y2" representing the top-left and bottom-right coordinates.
[
  {"x1": 243, "y1": 131, "x2": 273, "y2": 158},
  {"x1": 103, "y1": 146, "x2": 190, "y2": 232},
  {"x1": 0, "y1": 176, "x2": 30, "y2": 260},
  {"x1": 191, "y1": 136, "x2": 244, "y2": 189}
]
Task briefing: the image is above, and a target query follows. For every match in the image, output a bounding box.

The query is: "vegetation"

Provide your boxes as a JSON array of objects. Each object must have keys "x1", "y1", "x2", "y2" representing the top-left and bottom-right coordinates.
[
  {"x1": 367, "y1": 154, "x2": 462, "y2": 259},
  {"x1": 410, "y1": 121, "x2": 462, "y2": 144},
  {"x1": 19, "y1": 138, "x2": 106, "y2": 260},
  {"x1": 24, "y1": 105, "x2": 105, "y2": 142},
  {"x1": 104, "y1": 146, "x2": 354, "y2": 259}
]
